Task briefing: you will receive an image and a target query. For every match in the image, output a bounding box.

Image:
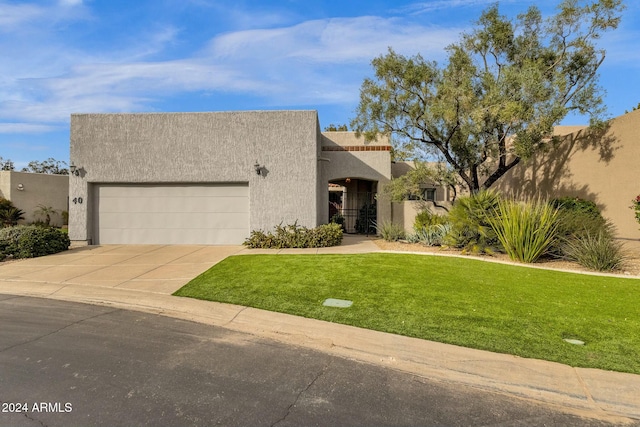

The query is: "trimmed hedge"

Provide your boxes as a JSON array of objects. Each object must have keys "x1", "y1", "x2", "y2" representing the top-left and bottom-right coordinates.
[
  {"x1": 244, "y1": 222, "x2": 343, "y2": 249},
  {"x1": 0, "y1": 225, "x2": 70, "y2": 259}
]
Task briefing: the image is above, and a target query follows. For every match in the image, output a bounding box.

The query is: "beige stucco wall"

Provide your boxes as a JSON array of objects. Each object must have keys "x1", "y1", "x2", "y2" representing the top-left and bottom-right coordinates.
[
  {"x1": 391, "y1": 200, "x2": 451, "y2": 233},
  {"x1": 0, "y1": 172, "x2": 10, "y2": 201},
  {"x1": 388, "y1": 161, "x2": 454, "y2": 232},
  {"x1": 0, "y1": 171, "x2": 69, "y2": 226},
  {"x1": 495, "y1": 109, "x2": 640, "y2": 241},
  {"x1": 320, "y1": 132, "x2": 392, "y2": 229}
]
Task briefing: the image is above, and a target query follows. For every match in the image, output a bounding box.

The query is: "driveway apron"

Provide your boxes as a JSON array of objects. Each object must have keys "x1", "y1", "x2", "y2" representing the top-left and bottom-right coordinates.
[{"x1": 0, "y1": 245, "x2": 244, "y2": 294}]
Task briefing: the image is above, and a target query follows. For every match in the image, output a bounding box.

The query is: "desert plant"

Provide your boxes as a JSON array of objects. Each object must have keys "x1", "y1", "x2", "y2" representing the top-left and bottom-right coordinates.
[
  {"x1": 0, "y1": 198, "x2": 25, "y2": 227},
  {"x1": 550, "y1": 197, "x2": 600, "y2": 217},
  {"x1": 375, "y1": 221, "x2": 405, "y2": 242},
  {"x1": 414, "y1": 223, "x2": 451, "y2": 246},
  {"x1": 34, "y1": 204, "x2": 58, "y2": 226},
  {"x1": 310, "y1": 223, "x2": 344, "y2": 247},
  {"x1": 548, "y1": 197, "x2": 611, "y2": 257},
  {"x1": 443, "y1": 190, "x2": 502, "y2": 254},
  {"x1": 413, "y1": 209, "x2": 448, "y2": 231},
  {"x1": 488, "y1": 199, "x2": 560, "y2": 263},
  {"x1": 563, "y1": 231, "x2": 626, "y2": 271},
  {"x1": 0, "y1": 206, "x2": 25, "y2": 227},
  {"x1": 243, "y1": 222, "x2": 343, "y2": 249}
]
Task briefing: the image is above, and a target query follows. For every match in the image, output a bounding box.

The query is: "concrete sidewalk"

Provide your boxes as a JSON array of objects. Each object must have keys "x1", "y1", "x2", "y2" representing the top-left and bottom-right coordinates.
[{"x1": 0, "y1": 236, "x2": 639, "y2": 424}]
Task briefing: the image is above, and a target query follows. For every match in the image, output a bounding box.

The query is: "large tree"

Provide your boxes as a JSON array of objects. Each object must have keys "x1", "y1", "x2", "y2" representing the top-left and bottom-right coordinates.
[
  {"x1": 21, "y1": 158, "x2": 69, "y2": 175},
  {"x1": 0, "y1": 157, "x2": 14, "y2": 171},
  {"x1": 351, "y1": 0, "x2": 624, "y2": 194}
]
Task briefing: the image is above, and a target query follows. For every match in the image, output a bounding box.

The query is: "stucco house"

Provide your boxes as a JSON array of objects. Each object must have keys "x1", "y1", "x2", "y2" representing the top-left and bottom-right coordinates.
[
  {"x1": 69, "y1": 111, "x2": 393, "y2": 245},
  {"x1": 0, "y1": 171, "x2": 69, "y2": 226},
  {"x1": 69, "y1": 108, "x2": 639, "y2": 246}
]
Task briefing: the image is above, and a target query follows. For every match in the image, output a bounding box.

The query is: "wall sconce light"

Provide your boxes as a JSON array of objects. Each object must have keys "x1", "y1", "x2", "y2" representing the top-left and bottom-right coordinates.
[
  {"x1": 17, "y1": 183, "x2": 24, "y2": 191},
  {"x1": 345, "y1": 178, "x2": 351, "y2": 183},
  {"x1": 69, "y1": 163, "x2": 80, "y2": 176},
  {"x1": 254, "y1": 162, "x2": 262, "y2": 176}
]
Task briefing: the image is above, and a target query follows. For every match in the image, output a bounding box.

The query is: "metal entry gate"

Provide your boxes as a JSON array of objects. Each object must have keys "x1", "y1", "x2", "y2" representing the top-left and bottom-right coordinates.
[{"x1": 329, "y1": 191, "x2": 376, "y2": 235}]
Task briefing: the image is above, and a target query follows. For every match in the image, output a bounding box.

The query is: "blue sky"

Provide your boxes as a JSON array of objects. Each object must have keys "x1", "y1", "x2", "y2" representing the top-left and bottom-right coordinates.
[{"x1": 1, "y1": 0, "x2": 639, "y2": 169}]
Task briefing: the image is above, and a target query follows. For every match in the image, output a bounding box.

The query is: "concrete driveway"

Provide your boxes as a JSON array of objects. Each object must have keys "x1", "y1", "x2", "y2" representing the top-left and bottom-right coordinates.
[{"x1": 0, "y1": 245, "x2": 244, "y2": 294}]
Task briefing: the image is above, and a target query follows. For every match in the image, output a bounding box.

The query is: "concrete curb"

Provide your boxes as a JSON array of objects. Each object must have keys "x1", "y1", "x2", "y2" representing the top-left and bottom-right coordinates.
[
  {"x1": 1, "y1": 281, "x2": 639, "y2": 423},
  {"x1": 377, "y1": 249, "x2": 640, "y2": 280}
]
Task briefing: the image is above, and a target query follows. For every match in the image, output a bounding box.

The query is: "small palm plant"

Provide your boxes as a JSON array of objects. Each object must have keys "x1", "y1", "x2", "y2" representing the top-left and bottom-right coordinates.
[
  {"x1": 0, "y1": 206, "x2": 25, "y2": 227},
  {"x1": 35, "y1": 205, "x2": 58, "y2": 226},
  {"x1": 444, "y1": 190, "x2": 502, "y2": 254}
]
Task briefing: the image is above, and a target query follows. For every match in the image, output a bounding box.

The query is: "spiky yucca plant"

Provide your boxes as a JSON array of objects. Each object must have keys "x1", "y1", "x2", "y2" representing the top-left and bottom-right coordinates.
[
  {"x1": 488, "y1": 199, "x2": 560, "y2": 263},
  {"x1": 375, "y1": 221, "x2": 405, "y2": 242},
  {"x1": 414, "y1": 223, "x2": 451, "y2": 246},
  {"x1": 563, "y1": 231, "x2": 627, "y2": 271}
]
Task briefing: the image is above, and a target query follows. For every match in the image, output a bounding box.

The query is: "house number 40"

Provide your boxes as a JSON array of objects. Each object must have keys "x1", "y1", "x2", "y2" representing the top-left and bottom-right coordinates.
[{"x1": 72, "y1": 197, "x2": 83, "y2": 204}]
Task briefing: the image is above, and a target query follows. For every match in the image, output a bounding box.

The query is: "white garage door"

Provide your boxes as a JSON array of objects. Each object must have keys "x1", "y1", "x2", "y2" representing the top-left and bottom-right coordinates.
[{"x1": 93, "y1": 184, "x2": 249, "y2": 245}]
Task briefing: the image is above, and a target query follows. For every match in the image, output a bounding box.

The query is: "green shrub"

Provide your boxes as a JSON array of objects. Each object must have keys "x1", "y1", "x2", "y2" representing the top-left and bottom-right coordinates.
[
  {"x1": 548, "y1": 197, "x2": 611, "y2": 257},
  {"x1": 0, "y1": 225, "x2": 30, "y2": 255},
  {"x1": 550, "y1": 197, "x2": 600, "y2": 218},
  {"x1": 330, "y1": 213, "x2": 345, "y2": 225},
  {"x1": 488, "y1": 199, "x2": 560, "y2": 263},
  {"x1": 443, "y1": 190, "x2": 502, "y2": 254},
  {"x1": 0, "y1": 225, "x2": 70, "y2": 258},
  {"x1": 308, "y1": 223, "x2": 344, "y2": 247},
  {"x1": 243, "y1": 222, "x2": 343, "y2": 249},
  {"x1": 563, "y1": 231, "x2": 626, "y2": 271},
  {"x1": 413, "y1": 209, "x2": 448, "y2": 231},
  {"x1": 413, "y1": 223, "x2": 451, "y2": 246},
  {"x1": 376, "y1": 221, "x2": 405, "y2": 242}
]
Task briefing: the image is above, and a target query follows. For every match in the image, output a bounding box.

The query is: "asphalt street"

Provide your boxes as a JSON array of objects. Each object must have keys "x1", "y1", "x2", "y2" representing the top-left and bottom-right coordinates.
[{"x1": 0, "y1": 294, "x2": 633, "y2": 426}]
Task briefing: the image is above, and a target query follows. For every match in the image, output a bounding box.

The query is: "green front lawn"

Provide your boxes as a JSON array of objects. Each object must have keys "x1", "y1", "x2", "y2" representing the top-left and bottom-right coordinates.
[{"x1": 174, "y1": 254, "x2": 640, "y2": 374}]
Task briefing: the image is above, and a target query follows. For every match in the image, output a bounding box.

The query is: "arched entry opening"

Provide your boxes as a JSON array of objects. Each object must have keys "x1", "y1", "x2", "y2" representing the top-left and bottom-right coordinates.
[{"x1": 328, "y1": 178, "x2": 377, "y2": 234}]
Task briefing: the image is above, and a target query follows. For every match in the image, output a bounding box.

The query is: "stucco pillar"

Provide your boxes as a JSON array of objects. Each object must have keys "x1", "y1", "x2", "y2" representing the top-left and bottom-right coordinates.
[{"x1": 68, "y1": 172, "x2": 90, "y2": 244}]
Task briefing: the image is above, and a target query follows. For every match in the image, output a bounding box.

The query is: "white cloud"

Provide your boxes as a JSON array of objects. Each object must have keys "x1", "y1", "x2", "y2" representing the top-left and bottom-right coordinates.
[
  {"x1": 0, "y1": 14, "x2": 461, "y2": 124},
  {"x1": 40, "y1": 2, "x2": 636, "y2": 124},
  {"x1": 0, "y1": 123, "x2": 58, "y2": 134},
  {"x1": 0, "y1": 2, "x2": 44, "y2": 30},
  {"x1": 0, "y1": 0, "x2": 88, "y2": 32},
  {"x1": 397, "y1": 0, "x2": 502, "y2": 15},
  {"x1": 209, "y1": 16, "x2": 458, "y2": 63}
]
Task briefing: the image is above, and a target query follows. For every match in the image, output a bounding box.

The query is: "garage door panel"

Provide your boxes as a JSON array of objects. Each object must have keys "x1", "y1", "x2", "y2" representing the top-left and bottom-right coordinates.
[
  {"x1": 94, "y1": 184, "x2": 249, "y2": 245},
  {"x1": 97, "y1": 184, "x2": 248, "y2": 198},
  {"x1": 178, "y1": 185, "x2": 249, "y2": 197},
  {"x1": 98, "y1": 212, "x2": 249, "y2": 229},
  {"x1": 98, "y1": 228, "x2": 249, "y2": 245},
  {"x1": 98, "y1": 196, "x2": 248, "y2": 214}
]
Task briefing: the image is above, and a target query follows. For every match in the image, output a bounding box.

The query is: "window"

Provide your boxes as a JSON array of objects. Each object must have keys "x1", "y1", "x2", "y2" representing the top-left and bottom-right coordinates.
[{"x1": 423, "y1": 188, "x2": 436, "y2": 201}]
